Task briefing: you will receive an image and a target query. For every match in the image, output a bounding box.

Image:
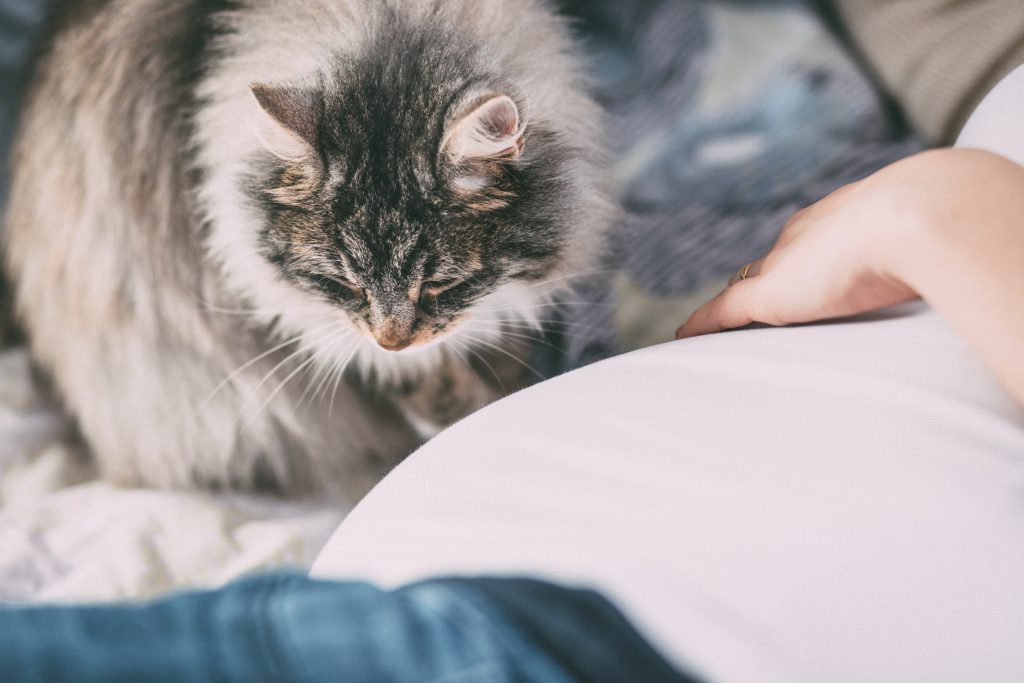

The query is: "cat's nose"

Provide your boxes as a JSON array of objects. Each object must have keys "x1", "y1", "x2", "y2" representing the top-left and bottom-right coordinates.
[
  {"x1": 377, "y1": 338, "x2": 411, "y2": 352},
  {"x1": 370, "y1": 299, "x2": 415, "y2": 351},
  {"x1": 373, "y1": 323, "x2": 414, "y2": 352}
]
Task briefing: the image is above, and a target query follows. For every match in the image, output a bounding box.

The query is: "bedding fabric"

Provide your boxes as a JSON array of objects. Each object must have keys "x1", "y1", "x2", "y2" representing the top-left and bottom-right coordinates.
[
  {"x1": 313, "y1": 65, "x2": 1024, "y2": 682},
  {"x1": 552, "y1": 0, "x2": 921, "y2": 364}
]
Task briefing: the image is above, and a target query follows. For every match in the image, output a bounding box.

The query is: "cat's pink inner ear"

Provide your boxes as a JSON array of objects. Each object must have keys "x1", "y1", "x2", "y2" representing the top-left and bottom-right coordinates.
[
  {"x1": 446, "y1": 94, "x2": 525, "y2": 162},
  {"x1": 249, "y1": 84, "x2": 317, "y2": 161}
]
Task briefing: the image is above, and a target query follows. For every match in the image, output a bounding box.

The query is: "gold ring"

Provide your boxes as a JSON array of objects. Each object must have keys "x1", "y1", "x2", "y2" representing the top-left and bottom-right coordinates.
[{"x1": 739, "y1": 262, "x2": 753, "y2": 281}]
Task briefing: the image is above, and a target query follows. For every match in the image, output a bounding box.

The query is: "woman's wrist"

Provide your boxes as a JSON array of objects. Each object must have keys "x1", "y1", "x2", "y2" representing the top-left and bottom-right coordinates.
[
  {"x1": 873, "y1": 147, "x2": 1024, "y2": 405},
  {"x1": 869, "y1": 148, "x2": 1024, "y2": 303}
]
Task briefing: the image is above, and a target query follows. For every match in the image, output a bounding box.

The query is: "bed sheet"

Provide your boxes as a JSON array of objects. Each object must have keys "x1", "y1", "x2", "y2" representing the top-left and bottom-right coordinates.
[{"x1": 0, "y1": 349, "x2": 346, "y2": 601}]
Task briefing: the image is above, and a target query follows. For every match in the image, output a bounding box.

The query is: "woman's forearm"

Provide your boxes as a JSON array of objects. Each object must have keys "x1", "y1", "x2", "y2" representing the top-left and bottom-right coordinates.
[{"x1": 890, "y1": 149, "x2": 1024, "y2": 405}]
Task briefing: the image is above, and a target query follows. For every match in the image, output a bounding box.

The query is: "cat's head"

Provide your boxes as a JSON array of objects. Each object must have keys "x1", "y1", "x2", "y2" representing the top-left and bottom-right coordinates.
[
  {"x1": 202, "y1": 28, "x2": 606, "y2": 377},
  {"x1": 248, "y1": 82, "x2": 553, "y2": 353}
]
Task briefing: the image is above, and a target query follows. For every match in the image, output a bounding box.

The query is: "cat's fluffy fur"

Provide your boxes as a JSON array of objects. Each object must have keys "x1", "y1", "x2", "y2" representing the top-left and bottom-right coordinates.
[{"x1": 4, "y1": 0, "x2": 608, "y2": 497}]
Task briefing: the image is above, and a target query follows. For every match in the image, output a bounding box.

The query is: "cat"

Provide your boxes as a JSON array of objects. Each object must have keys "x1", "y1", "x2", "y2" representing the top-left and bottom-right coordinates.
[{"x1": 2, "y1": 0, "x2": 609, "y2": 498}]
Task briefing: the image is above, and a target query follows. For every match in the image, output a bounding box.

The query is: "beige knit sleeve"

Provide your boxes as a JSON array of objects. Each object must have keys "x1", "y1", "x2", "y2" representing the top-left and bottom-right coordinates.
[{"x1": 834, "y1": 0, "x2": 1024, "y2": 145}]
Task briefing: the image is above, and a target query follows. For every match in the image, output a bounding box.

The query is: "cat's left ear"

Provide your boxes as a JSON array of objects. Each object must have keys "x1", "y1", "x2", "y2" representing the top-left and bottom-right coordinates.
[
  {"x1": 443, "y1": 93, "x2": 526, "y2": 163},
  {"x1": 249, "y1": 84, "x2": 319, "y2": 161}
]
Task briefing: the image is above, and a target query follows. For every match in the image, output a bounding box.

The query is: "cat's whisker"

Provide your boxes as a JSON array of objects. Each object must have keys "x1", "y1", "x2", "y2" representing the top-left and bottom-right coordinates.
[
  {"x1": 201, "y1": 304, "x2": 324, "y2": 317},
  {"x1": 483, "y1": 316, "x2": 609, "y2": 334},
  {"x1": 296, "y1": 345, "x2": 338, "y2": 410},
  {"x1": 201, "y1": 306, "x2": 265, "y2": 317},
  {"x1": 319, "y1": 340, "x2": 352, "y2": 412},
  {"x1": 469, "y1": 348, "x2": 505, "y2": 393},
  {"x1": 520, "y1": 268, "x2": 623, "y2": 291},
  {"x1": 447, "y1": 338, "x2": 492, "y2": 388},
  {"x1": 209, "y1": 316, "x2": 355, "y2": 409},
  {"x1": 196, "y1": 293, "x2": 330, "y2": 318},
  {"x1": 295, "y1": 353, "x2": 327, "y2": 409},
  {"x1": 446, "y1": 340, "x2": 502, "y2": 393},
  {"x1": 307, "y1": 339, "x2": 346, "y2": 408},
  {"x1": 306, "y1": 337, "x2": 362, "y2": 410},
  {"x1": 191, "y1": 293, "x2": 268, "y2": 317},
  {"x1": 243, "y1": 343, "x2": 320, "y2": 406},
  {"x1": 235, "y1": 320, "x2": 353, "y2": 415},
  {"x1": 201, "y1": 333, "x2": 304, "y2": 409},
  {"x1": 460, "y1": 324, "x2": 566, "y2": 355},
  {"x1": 239, "y1": 321, "x2": 353, "y2": 428},
  {"x1": 485, "y1": 320, "x2": 611, "y2": 344},
  {"x1": 473, "y1": 300, "x2": 618, "y2": 315},
  {"x1": 497, "y1": 313, "x2": 610, "y2": 325},
  {"x1": 240, "y1": 354, "x2": 318, "y2": 433},
  {"x1": 456, "y1": 333, "x2": 547, "y2": 381},
  {"x1": 305, "y1": 335, "x2": 359, "y2": 409},
  {"x1": 327, "y1": 341, "x2": 366, "y2": 417}
]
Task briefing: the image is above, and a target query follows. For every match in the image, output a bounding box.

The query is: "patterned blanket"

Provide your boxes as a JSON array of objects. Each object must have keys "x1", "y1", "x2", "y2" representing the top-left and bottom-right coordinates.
[
  {"x1": 0, "y1": 0, "x2": 920, "y2": 601},
  {"x1": 557, "y1": 0, "x2": 921, "y2": 362}
]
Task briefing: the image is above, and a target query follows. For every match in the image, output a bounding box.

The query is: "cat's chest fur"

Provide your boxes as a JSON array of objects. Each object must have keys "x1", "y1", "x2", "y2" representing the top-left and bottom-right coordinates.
[{"x1": 4, "y1": 0, "x2": 608, "y2": 498}]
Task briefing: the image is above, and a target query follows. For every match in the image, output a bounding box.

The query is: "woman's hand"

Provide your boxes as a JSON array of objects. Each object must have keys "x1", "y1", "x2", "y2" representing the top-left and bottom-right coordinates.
[
  {"x1": 675, "y1": 149, "x2": 1006, "y2": 339},
  {"x1": 675, "y1": 148, "x2": 1024, "y2": 407}
]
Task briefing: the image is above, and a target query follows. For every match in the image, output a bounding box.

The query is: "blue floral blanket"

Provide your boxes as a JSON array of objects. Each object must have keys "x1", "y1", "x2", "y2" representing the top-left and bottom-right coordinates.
[{"x1": 555, "y1": 0, "x2": 921, "y2": 365}]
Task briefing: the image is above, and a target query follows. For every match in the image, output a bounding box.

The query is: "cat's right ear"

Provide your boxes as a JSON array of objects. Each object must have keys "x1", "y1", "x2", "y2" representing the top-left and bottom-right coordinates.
[
  {"x1": 443, "y1": 93, "x2": 526, "y2": 164},
  {"x1": 249, "y1": 84, "x2": 319, "y2": 161}
]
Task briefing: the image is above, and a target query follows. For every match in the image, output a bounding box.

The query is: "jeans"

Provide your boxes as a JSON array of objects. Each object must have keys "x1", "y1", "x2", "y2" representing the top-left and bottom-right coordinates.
[{"x1": 0, "y1": 573, "x2": 697, "y2": 683}]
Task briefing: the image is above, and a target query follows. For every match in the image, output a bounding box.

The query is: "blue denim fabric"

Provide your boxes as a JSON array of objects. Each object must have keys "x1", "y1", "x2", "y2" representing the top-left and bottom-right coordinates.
[{"x1": 0, "y1": 573, "x2": 698, "y2": 683}]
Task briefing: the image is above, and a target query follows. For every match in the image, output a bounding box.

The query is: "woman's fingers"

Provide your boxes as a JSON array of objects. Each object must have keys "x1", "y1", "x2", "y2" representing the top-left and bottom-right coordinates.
[
  {"x1": 675, "y1": 279, "x2": 759, "y2": 339},
  {"x1": 678, "y1": 257, "x2": 766, "y2": 338},
  {"x1": 727, "y1": 258, "x2": 764, "y2": 287}
]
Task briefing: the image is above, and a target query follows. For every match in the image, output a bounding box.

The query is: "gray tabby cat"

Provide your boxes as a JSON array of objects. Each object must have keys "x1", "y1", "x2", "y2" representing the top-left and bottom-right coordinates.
[{"x1": 3, "y1": 0, "x2": 608, "y2": 497}]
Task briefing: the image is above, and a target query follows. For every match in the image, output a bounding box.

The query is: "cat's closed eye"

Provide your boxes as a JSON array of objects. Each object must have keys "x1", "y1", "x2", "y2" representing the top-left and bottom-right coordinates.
[
  {"x1": 419, "y1": 278, "x2": 460, "y2": 296},
  {"x1": 421, "y1": 277, "x2": 463, "y2": 298},
  {"x1": 326, "y1": 274, "x2": 365, "y2": 298}
]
